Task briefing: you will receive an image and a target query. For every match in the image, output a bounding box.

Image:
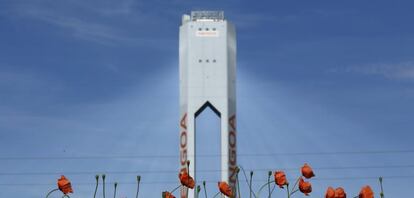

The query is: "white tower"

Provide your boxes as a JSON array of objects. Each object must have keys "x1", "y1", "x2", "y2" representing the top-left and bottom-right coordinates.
[{"x1": 179, "y1": 11, "x2": 237, "y2": 198}]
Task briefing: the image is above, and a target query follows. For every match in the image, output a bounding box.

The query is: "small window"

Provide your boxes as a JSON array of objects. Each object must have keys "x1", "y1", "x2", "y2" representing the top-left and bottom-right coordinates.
[
  {"x1": 198, "y1": 59, "x2": 202, "y2": 63},
  {"x1": 198, "y1": 28, "x2": 202, "y2": 31},
  {"x1": 205, "y1": 28, "x2": 209, "y2": 31},
  {"x1": 212, "y1": 28, "x2": 216, "y2": 31},
  {"x1": 206, "y1": 59, "x2": 209, "y2": 63},
  {"x1": 213, "y1": 59, "x2": 216, "y2": 63}
]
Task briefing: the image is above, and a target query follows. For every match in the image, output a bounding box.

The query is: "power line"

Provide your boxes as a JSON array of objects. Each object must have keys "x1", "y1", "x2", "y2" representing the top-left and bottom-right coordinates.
[
  {"x1": 0, "y1": 175, "x2": 413, "y2": 186},
  {"x1": 0, "y1": 164, "x2": 413, "y2": 176},
  {"x1": 0, "y1": 149, "x2": 413, "y2": 160}
]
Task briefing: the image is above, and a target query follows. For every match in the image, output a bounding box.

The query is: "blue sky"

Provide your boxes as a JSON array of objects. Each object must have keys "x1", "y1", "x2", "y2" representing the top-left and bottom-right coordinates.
[{"x1": 1, "y1": 0, "x2": 414, "y2": 197}]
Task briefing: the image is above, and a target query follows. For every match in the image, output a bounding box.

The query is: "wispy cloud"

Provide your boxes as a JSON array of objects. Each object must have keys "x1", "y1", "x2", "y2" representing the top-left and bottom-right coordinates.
[
  {"x1": 8, "y1": 1, "x2": 173, "y2": 46},
  {"x1": 330, "y1": 61, "x2": 414, "y2": 81}
]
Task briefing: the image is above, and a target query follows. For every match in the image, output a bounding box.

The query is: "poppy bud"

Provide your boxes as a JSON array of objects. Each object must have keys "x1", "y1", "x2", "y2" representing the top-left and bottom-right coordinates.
[
  {"x1": 274, "y1": 171, "x2": 288, "y2": 188},
  {"x1": 335, "y1": 187, "x2": 346, "y2": 198},
  {"x1": 137, "y1": 175, "x2": 141, "y2": 182},
  {"x1": 102, "y1": 174, "x2": 106, "y2": 180},
  {"x1": 57, "y1": 175, "x2": 73, "y2": 195},
  {"x1": 179, "y1": 170, "x2": 195, "y2": 189},
  {"x1": 218, "y1": 181, "x2": 233, "y2": 197},
  {"x1": 95, "y1": 175, "x2": 99, "y2": 181},
  {"x1": 359, "y1": 185, "x2": 374, "y2": 198},
  {"x1": 301, "y1": 163, "x2": 315, "y2": 179},
  {"x1": 298, "y1": 177, "x2": 312, "y2": 196},
  {"x1": 325, "y1": 187, "x2": 335, "y2": 198}
]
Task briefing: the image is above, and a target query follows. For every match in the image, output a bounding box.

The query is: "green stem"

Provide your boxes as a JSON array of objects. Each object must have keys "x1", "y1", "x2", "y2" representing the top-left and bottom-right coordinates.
[
  {"x1": 236, "y1": 173, "x2": 241, "y2": 198},
  {"x1": 379, "y1": 177, "x2": 384, "y2": 198},
  {"x1": 113, "y1": 182, "x2": 117, "y2": 198},
  {"x1": 186, "y1": 161, "x2": 190, "y2": 197},
  {"x1": 62, "y1": 195, "x2": 71, "y2": 198},
  {"x1": 203, "y1": 181, "x2": 208, "y2": 198},
  {"x1": 170, "y1": 185, "x2": 182, "y2": 194},
  {"x1": 239, "y1": 166, "x2": 257, "y2": 198},
  {"x1": 290, "y1": 189, "x2": 299, "y2": 196},
  {"x1": 45, "y1": 188, "x2": 59, "y2": 198},
  {"x1": 136, "y1": 176, "x2": 141, "y2": 198},
  {"x1": 196, "y1": 185, "x2": 201, "y2": 198},
  {"x1": 93, "y1": 175, "x2": 99, "y2": 198},
  {"x1": 212, "y1": 192, "x2": 221, "y2": 198},
  {"x1": 249, "y1": 171, "x2": 253, "y2": 198},
  {"x1": 102, "y1": 174, "x2": 106, "y2": 198},
  {"x1": 286, "y1": 183, "x2": 290, "y2": 198},
  {"x1": 267, "y1": 172, "x2": 271, "y2": 198},
  {"x1": 290, "y1": 177, "x2": 300, "y2": 195},
  {"x1": 269, "y1": 184, "x2": 276, "y2": 197},
  {"x1": 257, "y1": 181, "x2": 274, "y2": 198}
]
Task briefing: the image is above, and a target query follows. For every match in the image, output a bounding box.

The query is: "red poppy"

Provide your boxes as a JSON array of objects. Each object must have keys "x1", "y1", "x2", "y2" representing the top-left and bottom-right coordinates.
[
  {"x1": 298, "y1": 177, "x2": 312, "y2": 196},
  {"x1": 162, "y1": 191, "x2": 176, "y2": 198},
  {"x1": 179, "y1": 170, "x2": 195, "y2": 189},
  {"x1": 274, "y1": 171, "x2": 288, "y2": 188},
  {"x1": 57, "y1": 175, "x2": 73, "y2": 194},
  {"x1": 325, "y1": 187, "x2": 335, "y2": 198},
  {"x1": 218, "y1": 181, "x2": 233, "y2": 197},
  {"x1": 335, "y1": 187, "x2": 346, "y2": 198},
  {"x1": 301, "y1": 163, "x2": 315, "y2": 179},
  {"x1": 359, "y1": 186, "x2": 374, "y2": 198}
]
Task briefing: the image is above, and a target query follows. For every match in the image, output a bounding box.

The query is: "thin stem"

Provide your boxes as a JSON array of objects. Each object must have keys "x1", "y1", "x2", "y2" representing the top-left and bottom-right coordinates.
[
  {"x1": 239, "y1": 166, "x2": 257, "y2": 198},
  {"x1": 212, "y1": 192, "x2": 221, "y2": 198},
  {"x1": 269, "y1": 184, "x2": 276, "y2": 196},
  {"x1": 45, "y1": 188, "x2": 59, "y2": 198},
  {"x1": 286, "y1": 183, "x2": 290, "y2": 198},
  {"x1": 379, "y1": 177, "x2": 385, "y2": 198},
  {"x1": 93, "y1": 175, "x2": 99, "y2": 198},
  {"x1": 196, "y1": 185, "x2": 201, "y2": 198},
  {"x1": 257, "y1": 181, "x2": 274, "y2": 198},
  {"x1": 290, "y1": 189, "x2": 299, "y2": 196},
  {"x1": 171, "y1": 185, "x2": 182, "y2": 194},
  {"x1": 203, "y1": 181, "x2": 208, "y2": 198},
  {"x1": 249, "y1": 171, "x2": 253, "y2": 198},
  {"x1": 290, "y1": 177, "x2": 300, "y2": 194},
  {"x1": 236, "y1": 172, "x2": 241, "y2": 198},
  {"x1": 267, "y1": 171, "x2": 271, "y2": 198},
  {"x1": 62, "y1": 195, "x2": 70, "y2": 198},
  {"x1": 186, "y1": 161, "x2": 190, "y2": 197},
  {"x1": 102, "y1": 174, "x2": 106, "y2": 198},
  {"x1": 136, "y1": 176, "x2": 141, "y2": 198},
  {"x1": 113, "y1": 182, "x2": 118, "y2": 198}
]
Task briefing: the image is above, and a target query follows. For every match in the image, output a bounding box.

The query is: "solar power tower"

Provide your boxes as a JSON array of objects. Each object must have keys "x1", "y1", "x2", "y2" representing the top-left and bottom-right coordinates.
[{"x1": 179, "y1": 11, "x2": 237, "y2": 198}]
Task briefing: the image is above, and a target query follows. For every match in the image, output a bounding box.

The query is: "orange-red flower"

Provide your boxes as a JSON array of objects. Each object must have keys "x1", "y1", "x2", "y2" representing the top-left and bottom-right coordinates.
[
  {"x1": 179, "y1": 170, "x2": 195, "y2": 189},
  {"x1": 298, "y1": 177, "x2": 312, "y2": 196},
  {"x1": 57, "y1": 175, "x2": 73, "y2": 194},
  {"x1": 162, "y1": 191, "x2": 176, "y2": 198},
  {"x1": 218, "y1": 181, "x2": 233, "y2": 197},
  {"x1": 325, "y1": 187, "x2": 335, "y2": 198},
  {"x1": 274, "y1": 171, "x2": 288, "y2": 188},
  {"x1": 301, "y1": 163, "x2": 315, "y2": 179},
  {"x1": 335, "y1": 187, "x2": 346, "y2": 198},
  {"x1": 359, "y1": 186, "x2": 374, "y2": 198}
]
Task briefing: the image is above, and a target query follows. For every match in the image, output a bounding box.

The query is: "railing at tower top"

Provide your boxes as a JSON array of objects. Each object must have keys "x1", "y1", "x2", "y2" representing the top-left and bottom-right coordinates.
[{"x1": 191, "y1": 11, "x2": 224, "y2": 21}]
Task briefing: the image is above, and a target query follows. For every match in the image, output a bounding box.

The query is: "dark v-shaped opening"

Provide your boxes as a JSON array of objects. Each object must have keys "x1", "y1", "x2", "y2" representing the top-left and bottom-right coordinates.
[{"x1": 195, "y1": 101, "x2": 221, "y2": 118}]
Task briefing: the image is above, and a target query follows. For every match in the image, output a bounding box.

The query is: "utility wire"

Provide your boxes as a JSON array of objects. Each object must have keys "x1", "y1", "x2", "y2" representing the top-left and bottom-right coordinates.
[
  {"x1": 0, "y1": 175, "x2": 413, "y2": 186},
  {"x1": 0, "y1": 164, "x2": 413, "y2": 176},
  {"x1": 0, "y1": 149, "x2": 413, "y2": 160}
]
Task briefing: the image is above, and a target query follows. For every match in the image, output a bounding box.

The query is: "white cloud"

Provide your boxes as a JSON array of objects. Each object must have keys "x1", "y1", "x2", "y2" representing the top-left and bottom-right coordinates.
[
  {"x1": 332, "y1": 61, "x2": 414, "y2": 81},
  {"x1": 8, "y1": 1, "x2": 172, "y2": 46}
]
